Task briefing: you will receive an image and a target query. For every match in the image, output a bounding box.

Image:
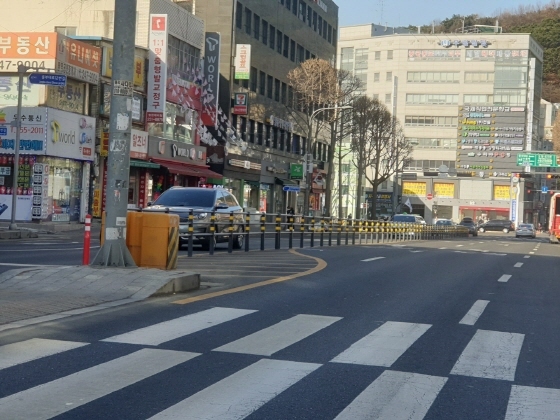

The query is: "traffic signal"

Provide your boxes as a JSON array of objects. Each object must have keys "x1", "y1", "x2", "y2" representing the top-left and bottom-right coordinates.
[
  {"x1": 397, "y1": 195, "x2": 402, "y2": 204},
  {"x1": 546, "y1": 174, "x2": 560, "y2": 179},
  {"x1": 513, "y1": 173, "x2": 532, "y2": 178}
]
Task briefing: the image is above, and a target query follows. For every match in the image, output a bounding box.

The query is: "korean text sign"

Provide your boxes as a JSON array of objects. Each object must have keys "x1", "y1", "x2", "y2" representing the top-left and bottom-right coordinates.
[{"x1": 146, "y1": 14, "x2": 168, "y2": 123}]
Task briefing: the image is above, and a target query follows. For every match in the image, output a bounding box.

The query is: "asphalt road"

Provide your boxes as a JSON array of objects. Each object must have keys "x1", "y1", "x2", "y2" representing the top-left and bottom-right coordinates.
[{"x1": 1, "y1": 233, "x2": 559, "y2": 419}]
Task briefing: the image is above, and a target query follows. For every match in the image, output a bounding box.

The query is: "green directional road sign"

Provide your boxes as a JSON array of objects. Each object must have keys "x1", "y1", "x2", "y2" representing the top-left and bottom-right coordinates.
[{"x1": 516, "y1": 153, "x2": 558, "y2": 167}]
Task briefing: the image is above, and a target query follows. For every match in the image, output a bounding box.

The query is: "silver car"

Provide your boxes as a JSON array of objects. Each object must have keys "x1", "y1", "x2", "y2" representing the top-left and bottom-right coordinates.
[{"x1": 515, "y1": 223, "x2": 536, "y2": 239}]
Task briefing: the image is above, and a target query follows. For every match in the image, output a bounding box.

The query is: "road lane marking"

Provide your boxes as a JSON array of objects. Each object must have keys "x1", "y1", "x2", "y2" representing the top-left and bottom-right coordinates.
[
  {"x1": 361, "y1": 257, "x2": 386, "y2": 262},
  {"x1": 331, "y1": 321, "x2": 431, "y2": 367},
  {"x1": 505, "y1": 385, "x2": 560, "y2": 419},
  {"x1": 410, "y1": 250, "x2": 423, "y2": 253},
  {"x1": 529, "y1": 252, "x2": 535, "y2": 254},
  {"x1": 0, "y1": 263, "x2": 73, "y2": 268},
  {"x1": 498, "y1": 275, "x2": 512, "y2": 283},
  {"x1": 102, "y1": 307, "x2": 257, "y2": 346},
  {"x1": 213, "y1": 314, "x2": 341, "y2": 356},
  {"x1": 0, "y1": 247, "x2": 100, "y2": 252},
  {"x1": 451, "y1": 329, "x2": 524, "y2": 381},
  {"x1": 173, "y1": 249, "x2": 326, "y2": 305},
  {"x1": 514, "y1": 263, "x2": 524, "y2": 268},
  {"x1": 0, "y1": 339, "x2": 88, "y2": 371},
  {"x1": 459, "y1": 300, "x2": 490, "y2": 326},
  {"x1": 524, "y1": 255, "x2": 531, "y2": 259},
  {"x1": 148, "y1": 359, "x2": 320, "y2": 420},
  {"x1": 334, "y1": 371, "x2": 447, "y2": 420},
  {"x1": 456, "y1": 244, "x2": 464, "y2": 247},
  {"x1": 0, "y1": 349, "x2": 198, "y2": 420},
  {"x1": 439, "y1": 247, "x2": 448, "y2": 250},
  {"x1": 455, "y1": 251, "x2": 468, "y2": 254}
]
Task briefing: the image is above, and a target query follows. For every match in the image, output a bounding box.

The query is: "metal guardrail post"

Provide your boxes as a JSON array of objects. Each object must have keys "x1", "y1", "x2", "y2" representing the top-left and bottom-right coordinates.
[
  {"x1": 228, "y1": 211, "x2": 234, "y2": 254},
  {"x1": 319, "y1": 217, "x2": 325, "y2": 247},
  {"x1": 300, "y1": 216, "x2": 305, "y2": 248},
  {"x1": 245, "y1": 212, "x2": 251, "y2": 252},
  {"x1": 337, "y1": 218, "x2": 341, "y2": 246},
  {"x1": 275, "y1": 213, "x2": 281, "y2": 250},
  {"x1": 345, "y1": 219, "x2": 349, "y2": 245},
  {"x1": 351, "y1": 219, "x2": 356, "y2": 245},
  {"x1": 209, "y1": 211, "x2": 216, "y2": 255},
  {"x1": 310, "y1": 218, "x2": 315, "y2": 248},
  {"x1": 260, "y1": 213, "x2": 266, "y2": 251},
  {"x1": 288, "y1": 215, "x2": 294, "y2": 249},
  {"x1": 328, "y1": 217, "x2": 333, "y2": 246},
  {"x1": 187, "y1": 209, "x2": 194, "y2": 257}
]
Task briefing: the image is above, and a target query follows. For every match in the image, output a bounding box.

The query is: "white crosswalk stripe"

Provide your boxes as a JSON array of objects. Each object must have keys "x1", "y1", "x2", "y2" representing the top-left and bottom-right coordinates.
[
  {"x1": 459, "y1": 300, "x2": 490, "y2": 326},
  {"x1": 148, "y1": 359, "x2": 321, "y2": 420},
  {"x1": 505, "y1": 385, "x2": 560, "y2": 419},
  {"x1": 331, "y1": 321, "x2": 431, "y2": 367},
  {"x1": 451, "y1": 329, "x2": 525, "y2": 381},
  {"x1": 0, "y1": 338, "x2": 88, "y2": 371},
  {"x1": 213, "y1": 314, "x2": 341, "y2": 356},
  {"x1": 334, "y1": 370, "x2": 448, "y2": 420},
  {"x1": 0, "y1": 349, "x2": 199, "y2": 420},
  {"x1": 102, "y1": 307, "x2": 257, "y2": 346}
]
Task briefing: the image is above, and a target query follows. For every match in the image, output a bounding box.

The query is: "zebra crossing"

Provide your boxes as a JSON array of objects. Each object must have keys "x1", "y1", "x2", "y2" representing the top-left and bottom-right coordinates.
[{"x1": 0, "y1": 306, "x2": 558, "y2": 419}]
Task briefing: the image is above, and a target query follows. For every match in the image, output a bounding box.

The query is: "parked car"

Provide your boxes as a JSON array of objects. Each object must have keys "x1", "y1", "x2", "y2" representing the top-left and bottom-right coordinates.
[
  {"x1": 458, "y1": 217, "x2": 478, "y2": 236},
  {"x1": 144, "y1": 187, "x2": 245, "y2": 250},
  {"x1": 435, "y1": 219, "x2": 455, "y2": 226},
  {"x1": 478, "y1": 219, "x2": 515, "y2": 233},
  {"x1": 392, "y1": 214, "x2": 426, "y2": 224},
  {"x1": 515, "y1": 223, "x2": 536, "y2": 239}
]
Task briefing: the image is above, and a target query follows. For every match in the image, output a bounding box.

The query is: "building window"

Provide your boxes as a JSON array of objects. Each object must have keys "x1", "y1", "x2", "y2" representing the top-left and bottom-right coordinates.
[
  {"x1": 292, "y1": 0, "x2": 297, "y2": 15},
  {"x1": 290, "y1": 39, "x2": 296, "y2": 62},
  {"x1": 374, "y1": 51, "x2": 380, "y2": 60},
  {"x1": 297, "y1": 44, "x2": 304, "y2": 63},
  {"x1": 328, "y1": 24, "x2": 332, "y2": 43},
  {"x1": 313, "y1": 11, "x2": 317, "y2": 31},
  {"x1": 387, "y1": 50, "x2": 393, "y2": 60},
  {"x1": 288, "y1": 86, "x2": 294, "y2": 107},
  {"x1": 253, "y1": 14, "x2": 260, "y2": 39},
  {"x1": 279, "y1": 130, "x2": 285, "y2": 150},
  {"x1": 259, "y1": 71, "x2": 265, "y2": 95},
  {"x1": 407, "y1": 71, "x2": 460, "y2": 83},
  {"x1": 318, "y1": 16, "x2": 323, "y2": 34},
  {"x1": 257, "y1": 122, "x2": 264, "y2": 145},
  {"x1": 355, "y1": 48, "x2": 368, "y2": 70},
  {"x1": 269, "y1": 25, "x2": 276, "y2": 49},
  {"x1": 240, "y1": 117, "x2": 247, "y2": 141},
  {"x1": 245, "y1": 8, "x2": 252, "y2": 35},
  {"x1": 299, "y1": 0, "x2": 305, "y2": 20},
  {"x1": 307, "y1": 5, "x2": 312, "y2": 26},
  {"x1": 249, "y1": 119, "x2": 255, "y2": 143},
  {"x1": 373, "y1": 72, "x2": 380, "y2": 82},
  {"x1": 285, "y1": 0, "x2": 291, "y2": 10},
  {"x1": 262, "y1": 20, "x2": 268, "y2": 45},
  {"x1": 283, "y1": 35, "x2": 289, "y2": 57},
  {"x1": 265, "y1": 125, "x2": 271, "y2": 147},
  {"x1": 405, "y1": 94, "x2": 459, "y2": 105},
  {"x1": 277, "y1": 30, "x2": 282, "y2": 54},
  {"x1": 54, "y1": 26, "x2": 77, "y2": 36},
  {"x1": 373, "y1": 93, "x2": 379, "y2": 100},
  {"x1": 386, "y1": 71, "x2": 392, "y2": 82},
  {"x1": 286, "y1": 132, "x2": 292, "y2": 153},
  {"x1": 250, "y1": 67, "x2": 257, "y2": 92},
  {"x1": 267, "y1": 75, "x2": 273, "y2": 99},
  {"x1": 322, "y1": 20, "x2": 327, "y2": 39},
  {"x1": 305, "y1": 49, "x2": 310, "y2": 60},
  {"x1": 464, "y1": 72, "x2": 494, "y2": 83},
  {"x1": 272, "y1": 127, "x2": 278, "y2": 148},
  {"x1": 274, "y1": 78, "x2": 280, "y2": 102},
  {"x1": 463, "y1": 94, "x2": 493, "y2": 105},
  {"x1": 332, "y1": 27, "x2": 337, "y2": 46},
  {"x1": 235, "y1": 3, "x2": 243, "y2": 29},
  {"x1": 385, "y1": 93, "x2": 391, "y2": 104},
  {"x1": 405, "y1": 116, "x2": 457, "y2": 127},
  {"x1": 404, "y1": 160, "x2": 456, "y2": 171},
  {"x1": 281, "y1": 82, "x2": 287, "y2": 104}
]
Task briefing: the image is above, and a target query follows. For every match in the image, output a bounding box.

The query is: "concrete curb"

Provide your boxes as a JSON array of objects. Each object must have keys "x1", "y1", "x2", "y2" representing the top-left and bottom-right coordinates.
[{"x1": 0, "y1": 230, "x2": 39, "y2": 239}]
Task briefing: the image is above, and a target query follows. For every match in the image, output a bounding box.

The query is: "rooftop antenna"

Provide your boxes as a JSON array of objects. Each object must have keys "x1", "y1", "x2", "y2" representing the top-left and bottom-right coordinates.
[{"x1": 378, "y1": 0, "x2": 384, "y2": 25}]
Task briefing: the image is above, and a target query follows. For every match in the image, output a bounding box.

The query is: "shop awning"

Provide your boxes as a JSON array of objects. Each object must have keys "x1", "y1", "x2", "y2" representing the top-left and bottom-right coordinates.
[
  {"x1": 151, "y1": 158, "x2": 223, "y2": 179},
  {"x1": 275, "y1": 177, "x2": 298, "y2": 185},
  {"x1": 130, "y1": 159, "x2": 160, "y2": 169}
]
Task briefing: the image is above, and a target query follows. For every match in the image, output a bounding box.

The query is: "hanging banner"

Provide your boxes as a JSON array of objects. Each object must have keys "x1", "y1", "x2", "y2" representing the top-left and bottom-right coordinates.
[
  {"x1": 494, "y1": 185, "x2": 511, "y2": 200},
  {"x1": 201, "y1": 32, "x2": 221, "y2": 127},
  {"x1": 433, "y1": 183, "x2": 455, "y2": 198},
  {"x1": 234, "y1": 44, "x2": 251, "y2": 80},
  {"x1": 402, "y1": 182, "x2": 427, "y2": 196},
  {"x1": 146, "y1": 14, "x2": 168, "y2": 123}
]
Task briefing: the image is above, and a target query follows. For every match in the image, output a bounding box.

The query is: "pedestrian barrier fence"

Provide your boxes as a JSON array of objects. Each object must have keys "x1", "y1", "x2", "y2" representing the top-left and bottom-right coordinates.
[{"x1": 129, "y1": 209, "x2": 470, "y2": 257}]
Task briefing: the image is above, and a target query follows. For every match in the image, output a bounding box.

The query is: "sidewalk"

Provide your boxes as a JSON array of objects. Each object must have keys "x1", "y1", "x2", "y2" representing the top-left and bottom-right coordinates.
[{"x1": 0, "y1": 265, "x2": 200, "y2": 331}]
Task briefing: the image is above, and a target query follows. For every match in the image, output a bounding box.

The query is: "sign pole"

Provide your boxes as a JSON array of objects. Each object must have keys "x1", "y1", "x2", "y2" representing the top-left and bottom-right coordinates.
[
  {"x1": 91, "y1": 0, "x2": 137, "y2": 267},
  {"x1": 9, "y1": 65, "x2": 26, "y2": 230}
]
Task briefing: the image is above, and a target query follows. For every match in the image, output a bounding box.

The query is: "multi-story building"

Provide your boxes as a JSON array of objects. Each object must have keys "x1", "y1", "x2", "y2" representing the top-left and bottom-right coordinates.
[
  {"x1": 338, "y1": 24, "x2": 544, "y2": 225},
  {"x1": 193, "y1": 0, "x2": 338, "y2": 215},
  {"x1": 2, "y1": 0, "x2": 224, "y2": 220}
]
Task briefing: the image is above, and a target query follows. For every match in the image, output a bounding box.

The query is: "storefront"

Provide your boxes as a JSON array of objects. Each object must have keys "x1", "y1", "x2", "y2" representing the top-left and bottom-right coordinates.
[
  {"x1": 147, "y1": 137, "x2": 221, "y2": 201},
  {"x1": 260, "y1": 160, "x2": 291, "y2": 215},
  {"x1": 310, "y1": 168, "x2": 327, "y2": 217},
  {"x1": 223, "y1": 154, "x2": 262, "y2": 209}
]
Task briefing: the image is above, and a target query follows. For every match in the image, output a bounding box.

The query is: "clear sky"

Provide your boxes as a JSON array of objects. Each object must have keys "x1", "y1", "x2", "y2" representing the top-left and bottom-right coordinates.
[{"x1": 338, "y1": 0, "x2": 547, "y2": 28}]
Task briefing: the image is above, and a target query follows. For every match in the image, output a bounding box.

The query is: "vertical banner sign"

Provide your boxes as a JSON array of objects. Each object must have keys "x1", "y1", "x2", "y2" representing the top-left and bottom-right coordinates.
[
  {"x1": 146, "y1": 14, "x2": 168, "y2": 123},
  {"x1": 31, "y1": 163, "x2": 48, "y2": 220},
  {"x1": 202, "y1": 32, "x2": 221, "y2": 127},
  {"x1": 234, "y1": 44, "x2": 251, "y2": 79}
]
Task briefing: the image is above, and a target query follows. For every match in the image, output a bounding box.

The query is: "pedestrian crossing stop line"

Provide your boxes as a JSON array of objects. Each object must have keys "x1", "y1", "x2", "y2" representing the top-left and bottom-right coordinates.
[
  {"x1": 147, "y1": 359, "x2": 321, "y2": 420},
  {"x1": 0, "y1": 349, "x2": 199, "y2": 420},
  {"x1": 334, "y1": 370, "x2": 448, "y2": 420},
  {"x1": 361, "y1": 257, "x2": 385, "y2": 262},
  {"x1": 213, "y1": 314, "x2": 341, "y2": 356},
  {"x1": 102, "y1": 307, "x2": 257, "y2": 346},
  {"x1": 331, "y1": 321, "x2": 431, "y2": 367},
  {"x1": 0, "y1": 339, "x2": 88, "y2": 371}
]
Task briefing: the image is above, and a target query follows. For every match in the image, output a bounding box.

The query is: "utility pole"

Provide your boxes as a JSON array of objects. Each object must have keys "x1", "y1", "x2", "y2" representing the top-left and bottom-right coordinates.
[{"x1": 91, "y1": 0, "x2": 137, "y2": 267}]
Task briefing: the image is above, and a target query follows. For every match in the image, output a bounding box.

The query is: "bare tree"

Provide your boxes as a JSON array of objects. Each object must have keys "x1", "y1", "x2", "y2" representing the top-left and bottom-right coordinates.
[
  {"x1": 552, "y1": 111, "x2": 560, "y2": 153},
  {"x1": 349, "y1": 96, "x2": 412, "y2": 219}
]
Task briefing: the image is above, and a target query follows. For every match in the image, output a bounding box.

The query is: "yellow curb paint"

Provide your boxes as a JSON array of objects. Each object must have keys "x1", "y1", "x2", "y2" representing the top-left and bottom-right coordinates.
[{"x1": 173, "y1": 249, "x2": 327, "y2": 305}]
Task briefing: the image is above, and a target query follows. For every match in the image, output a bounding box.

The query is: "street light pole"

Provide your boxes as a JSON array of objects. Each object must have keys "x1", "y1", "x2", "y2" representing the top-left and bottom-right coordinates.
[{"x1": 303, "y1": 105, "x2": 352, "y2": 218}]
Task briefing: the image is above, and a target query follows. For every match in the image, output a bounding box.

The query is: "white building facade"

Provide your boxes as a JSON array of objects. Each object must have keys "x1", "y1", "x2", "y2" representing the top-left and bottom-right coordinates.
[{"x1": 338, "y1": 24, "x2": 544, "y2": 225}]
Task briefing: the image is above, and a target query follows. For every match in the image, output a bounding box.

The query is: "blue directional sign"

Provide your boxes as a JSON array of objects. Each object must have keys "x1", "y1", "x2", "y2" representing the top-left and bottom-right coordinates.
[
  {"x1": 542, "y1": 186, "x2": 549, "y2": 193},
  {"x1": 0, "y1": 127, "x2": 6, "y2": 136},
  {"x1": 28, "y1": 73, "x2": 67, "y2": 87},
  {"x1": 283, "y1": 186, "x2": 301, "y2": 193}
]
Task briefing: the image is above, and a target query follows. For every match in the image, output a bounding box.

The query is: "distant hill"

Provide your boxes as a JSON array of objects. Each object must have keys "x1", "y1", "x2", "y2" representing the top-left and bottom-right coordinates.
[{"x1": 409, "y1": 2, "x2": 560, "y2": 102}]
